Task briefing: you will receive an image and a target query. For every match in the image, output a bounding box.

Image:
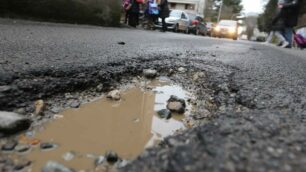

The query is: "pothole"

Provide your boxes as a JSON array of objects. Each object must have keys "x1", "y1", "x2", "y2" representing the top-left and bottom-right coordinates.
[{"x1": 4, "y1": 77, "x2": 194, "y2": 171}]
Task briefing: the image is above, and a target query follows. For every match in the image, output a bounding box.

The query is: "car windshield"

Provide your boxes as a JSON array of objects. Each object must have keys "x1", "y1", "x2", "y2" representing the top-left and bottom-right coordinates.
[
  {"x1": 219, "y1": 20, "x2": 237, "y2": 27},
  {"x1": 170, "y1": 10, "x2": 182, "y2": 18}
]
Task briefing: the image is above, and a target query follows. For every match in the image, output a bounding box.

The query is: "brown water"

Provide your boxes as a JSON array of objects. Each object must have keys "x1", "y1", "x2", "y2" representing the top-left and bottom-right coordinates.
[{"x1": 20, "y1": 80, "x2": 191, "y2": 171}]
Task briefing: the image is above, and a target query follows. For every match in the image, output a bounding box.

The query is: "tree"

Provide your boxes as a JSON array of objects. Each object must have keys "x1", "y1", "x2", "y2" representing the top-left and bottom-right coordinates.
[
  {"x1": 257, "y1": 0, "x2": 278, "y2": 32},
  {"x1": 205, "y1": 0, "x2": 243, "y2": 21},
  {"x1": 0, "y1": 0, "x2": 121, "y2": 26}
]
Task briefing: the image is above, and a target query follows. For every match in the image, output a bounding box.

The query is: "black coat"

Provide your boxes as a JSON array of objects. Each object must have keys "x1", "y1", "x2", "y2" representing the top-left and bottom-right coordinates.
[
  {"x1": 271, "y1": 9, "x2": 286, "y2": 31},
  {"x1": 281, "y1": 0, "x2": 301, "y2": 27},
  {"x1": 159, "y1": 0, "x2": 170, "y2": 18},
  {"x1": 128, "y1": 0, "x2": 140, "y2": 14}
]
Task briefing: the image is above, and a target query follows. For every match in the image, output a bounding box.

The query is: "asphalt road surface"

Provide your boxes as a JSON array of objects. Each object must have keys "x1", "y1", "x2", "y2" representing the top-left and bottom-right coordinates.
[{"x1": 1, "y1": 18, "x2": 306, "y2": 172}]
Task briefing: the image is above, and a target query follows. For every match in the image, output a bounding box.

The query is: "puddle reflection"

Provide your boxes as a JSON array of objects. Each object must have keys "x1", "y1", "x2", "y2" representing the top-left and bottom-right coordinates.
[{"x1": 24, "y1": 80, "x2": 191, "y2": 171}]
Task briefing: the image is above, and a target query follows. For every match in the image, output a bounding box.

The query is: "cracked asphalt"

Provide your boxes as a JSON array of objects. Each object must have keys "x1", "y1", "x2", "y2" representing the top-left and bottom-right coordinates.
[{"x1": 1, "y1": 18, "x2": 306, "y2": 172}]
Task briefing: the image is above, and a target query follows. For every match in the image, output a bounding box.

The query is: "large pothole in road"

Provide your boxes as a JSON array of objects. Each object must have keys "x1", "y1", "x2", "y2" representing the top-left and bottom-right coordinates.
[{"x1": 3, "y1": 77, "x2": 194, "y2": 171}]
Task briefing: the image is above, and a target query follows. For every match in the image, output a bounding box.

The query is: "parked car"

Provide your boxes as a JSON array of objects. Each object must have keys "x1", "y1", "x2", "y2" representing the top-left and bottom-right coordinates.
[
  {"x1": 155, "y1": 10, "x2": 190, "y2": 33},
  {"x1": 187, "y1": 13, "x2": 207, "y2": 36},
  {"x1": 212, "y1": 20, "x2": 239, "y2": 40},
  {"x1": 206, "y1": 22, "x2": 215, "y2": 36}
]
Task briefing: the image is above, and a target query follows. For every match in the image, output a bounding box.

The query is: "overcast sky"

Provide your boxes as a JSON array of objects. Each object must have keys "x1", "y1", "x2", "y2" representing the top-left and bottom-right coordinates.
[{"x1": 242, "y1": 0, "x2": 265, "y2": 14}]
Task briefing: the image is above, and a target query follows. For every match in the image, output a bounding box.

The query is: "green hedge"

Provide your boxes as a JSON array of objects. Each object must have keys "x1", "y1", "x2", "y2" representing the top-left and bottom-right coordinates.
[{"x1": 0, "y1": 0, "x2": 121, "y2": 26}]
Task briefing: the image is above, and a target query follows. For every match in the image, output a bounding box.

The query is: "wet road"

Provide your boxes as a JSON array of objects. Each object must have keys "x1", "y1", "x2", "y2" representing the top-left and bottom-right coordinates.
[{"x1": 1, "y1": 18, "x2": 306, "y2": 172}]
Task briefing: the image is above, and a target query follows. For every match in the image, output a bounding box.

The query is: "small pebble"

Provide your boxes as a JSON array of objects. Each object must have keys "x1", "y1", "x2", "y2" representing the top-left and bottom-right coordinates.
[
  {"x1": 62, "y1": 152, "x2": 76, "y2": 161},
  {"x1": 13, "y1": 160, "x2": 31, "y2": 171},
  {"x1": 40, "y1": 143, "x2": 58, "y2": 151},
  {"x1": 105, "y1": 151, "x2": 119, "y2": 163},
  {"x1": 15, "y1": 144, "x2": 31, "y2": 153},
  {"x1": 70, "y1": 101, "x2": 80, "y2": 108},
  {"x1": 1, "y1": 140, "x2": 18, "y2": 152},
  {"x1": 42, "y1": 161, "x2": 74, "y2": 172},
  {"x1": 95, "y1": 156, "x2": 105, "y2": 166}
]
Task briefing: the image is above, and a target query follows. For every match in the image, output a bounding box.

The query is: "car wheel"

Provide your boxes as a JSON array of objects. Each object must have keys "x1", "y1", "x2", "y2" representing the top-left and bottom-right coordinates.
[{"x1": 174, "y1": 24, "x2": 179, "y2": 33}]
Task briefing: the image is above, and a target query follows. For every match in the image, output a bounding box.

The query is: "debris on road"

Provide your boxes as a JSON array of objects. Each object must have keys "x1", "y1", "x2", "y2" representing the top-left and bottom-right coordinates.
[
  {"x1": 0, "y1": 111, "x2": 31, "y2": 134},
  {"x1": 143, "y1": 69, "x2": 158, "y2": 79},
  {"x1": 1, "y1": 140, "x2": 18, "y2": 152},
  {"x1": 42, "y1": 161, "x2": 74, "y2": 172},
  {"x1": 105, "y1": 151, "x2": 119, "y2": 163},
  {"x1": 117, "y1": 42, "x2": 126, "y2": 45},
  {"x1": 178, "y1": 67, "x2": 187, "y2": 73},
  {"x1": 34, "y1": 100, "x2": 45, "y2": 115},
  {"x1": 167, "y1": 96, "x2": 186, "y2": 114},
  {"x1": 157, "y1": 109, "x2": 172, "y2": 119},
  {"x1": 107, "y1": 90, "x2": 121, "y2": 101}
]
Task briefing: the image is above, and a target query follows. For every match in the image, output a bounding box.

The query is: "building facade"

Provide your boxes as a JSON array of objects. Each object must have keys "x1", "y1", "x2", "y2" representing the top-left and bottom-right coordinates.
[{"x1": 168, "y1": 0, "x2": 206, "y2": 16}]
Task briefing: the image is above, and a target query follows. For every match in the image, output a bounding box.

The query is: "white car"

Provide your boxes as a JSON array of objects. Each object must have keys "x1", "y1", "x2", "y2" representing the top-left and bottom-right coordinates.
[
  {"x1": 155, "y1": 10, "x2": 191, "y2": 33},
  {"x1": 213, "y1": 20, "x2": 239, "y2": 40}
]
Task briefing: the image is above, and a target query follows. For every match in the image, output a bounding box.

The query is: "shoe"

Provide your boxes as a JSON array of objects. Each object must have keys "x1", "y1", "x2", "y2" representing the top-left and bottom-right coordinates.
[
  {"x1": 277, "y1": 42, "x2": 283, "y2": 46},
  {"x1": 281, "y1": 41, "x2": 289, "y2": 48}
]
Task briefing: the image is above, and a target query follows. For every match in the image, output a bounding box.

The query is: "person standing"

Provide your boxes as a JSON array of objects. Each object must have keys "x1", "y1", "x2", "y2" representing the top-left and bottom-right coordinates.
[
  {"x1": 122, "y1": 0, "x2": 131, "y2": 24},
  {"x1": 127, "y1": 0, "x2": 140, "y2": 27},
  {"x1": 265, "y1": 0, "x2": 290, "y2": 48},
  {"x1": 159, "y1": 0, "x2": 170, "y2": 32},
  {"x1": 278, "y1": 0, "x2": 301, "y2": 47},
  {"x1": 147, "y1": 0, "x2": 159, "y2": 29}
]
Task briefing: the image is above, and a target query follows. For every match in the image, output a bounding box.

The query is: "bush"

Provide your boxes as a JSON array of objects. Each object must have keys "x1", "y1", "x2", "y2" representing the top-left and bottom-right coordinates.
[{"x1": 0, "y1": 0, "x2": 121, "y2": 26}]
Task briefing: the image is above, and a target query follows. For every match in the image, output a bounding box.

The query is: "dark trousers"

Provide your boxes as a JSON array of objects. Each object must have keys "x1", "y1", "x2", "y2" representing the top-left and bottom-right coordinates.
[
  {"x1": 161, "y1": 17, "x2": 167, "y2": 31},
  {"x1": 124, "y1": 12, "x2": 129, "y2": 24},
  {"x1": 128, "y1": 12, "x2": 139, "y2": 27},
  {"x1": 282, "y1": 27, "x2": 293, "y2": 46}
]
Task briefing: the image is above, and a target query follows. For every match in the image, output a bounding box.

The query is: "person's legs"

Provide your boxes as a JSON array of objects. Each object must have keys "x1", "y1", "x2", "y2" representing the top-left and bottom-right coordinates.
[
  {"x1": 282, "y1": 27, "x2": 293, "y2": 47},
  {"x1": 275, "y1": 31, "x2": 287, "y2": 43},
  {"x1": 148, "y1": 15, "x2": 154, "y2": 29},
  {"x1": 136, "y1": 12, "x2": 139, "y2": 26},
  {"x1": 275, "y1": 31, "x2": 289, "y2": 48},
  {"x1": 125, "y1": 12, "x2": 129, "y2": 24},
  {"x1": 128, "y1": 13, "x2": 137, "y2": 27},
  {"x1": 162, "y1": 17, "x2": 167, "y2": 32},
  {"x1": 265, "y1": 31, "x2": 275, "y2": 43}
]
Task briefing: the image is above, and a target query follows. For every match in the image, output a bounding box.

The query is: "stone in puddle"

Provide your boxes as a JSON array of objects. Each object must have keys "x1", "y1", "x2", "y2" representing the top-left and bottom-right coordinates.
[
  {"x1": 13, "y1": 160, "x2": 31, "y2": 171},
  {"x1": 69, "y1": 101, "x2": 80, "y2": 108},
  {"x1": 105, "y1": 151, "x2": 119, "y2": 163},
  {"x1": 34, "y1": 100, "x2": 45, "y2": 115},
  {"x1": 50, "y1": 107, "x2": 61, "y2": 114},
  {"x1": 166, "y1": 96, "x2": 186, "y2": 114},
  {"x1": 107, "y1": 90, "x2": 121, "y2": 101},
  {"x1": 42, "y1": 161, "x2": 75, "y2": 172},
  {"x1": 0, "y1": 111, "x2": 31, "y2": 135},
  {"x1": 15, "y1": 144, "x2": 31, "y2": 153},
  {"x1": 40, "y1": 143, "x2": 58, "y2": 151},
  {"x1": 115, "y1": 160, "x2": 130, "y2": 168},
  {"x1": 1, "y1": 140, "x2": 18, "y2": 152},
  {"x1": 157, "y1": 109, "x2": 172, "y2": 119},
  {"x1": 62, "y1": 152, "x2": 76, "y2": 161},
  {"x1": 95, "y1": 156, "x2": 105, "y2": 166},
  {"x1": 0, "y1": 85, "x2": 12, "y2": 93},
  {"x1": 143, "y1": 69, "x2": 157, "y2": 79}
]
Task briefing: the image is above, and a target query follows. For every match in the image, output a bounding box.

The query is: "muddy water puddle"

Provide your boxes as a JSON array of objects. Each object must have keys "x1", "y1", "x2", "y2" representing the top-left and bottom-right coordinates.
[{"x1": 12, "y1": 79, "x2": 193, "y2": 171}]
